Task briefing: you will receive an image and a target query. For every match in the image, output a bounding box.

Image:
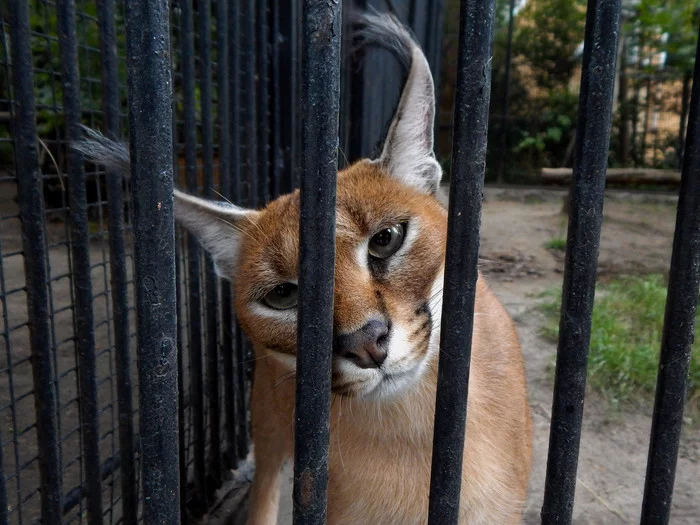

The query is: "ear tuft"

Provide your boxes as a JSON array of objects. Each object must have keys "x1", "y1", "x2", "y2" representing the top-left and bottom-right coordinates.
[
  {"x1": 74, "y1": 127, "x2": 257, "y2": 280},
  {"x1": 354, "y1": 12, "x2": 442, "y2": 195}
]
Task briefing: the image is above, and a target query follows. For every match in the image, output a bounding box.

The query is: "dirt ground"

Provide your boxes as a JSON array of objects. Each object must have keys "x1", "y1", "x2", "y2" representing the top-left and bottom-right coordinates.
[
  {"x1": 477, "y1": 188, "x2": 698, "y2": 524},
  {"x1": 274, "y1": 186, "x2": 699, "y2": 524},
  {"x1": 1, "y1": 183, "x2": 698, "y2": 524}
]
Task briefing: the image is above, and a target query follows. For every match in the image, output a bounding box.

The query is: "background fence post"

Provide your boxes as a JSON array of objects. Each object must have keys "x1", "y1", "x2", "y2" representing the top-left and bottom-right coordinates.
[
  {"x1": 179, "y1": 0, "x2": 208, "y2": 512},
  {"x1": 55, "y1": 1, "x2": 103, "y2": 522},
  {"x1": 123, "y1": 0, "x2": 179, "y2": 522},
  {"x1": 96, "y1": 0, "x2": 137, "y2": 520},
  {"x1": 8, "y1": 1, "x2": 63, "y2": 522},
  {"x1": 198, "y1": 0, "x2": 222, "y2": 493}
]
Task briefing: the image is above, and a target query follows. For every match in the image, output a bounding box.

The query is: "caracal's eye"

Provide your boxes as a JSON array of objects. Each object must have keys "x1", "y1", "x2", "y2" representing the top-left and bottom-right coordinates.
[
  {"x1": 262, "y1": 283, "x2": 298, "y2": 310},
  {"x1": 368, "y1": 223, "x2": 406, "y2": 259}
]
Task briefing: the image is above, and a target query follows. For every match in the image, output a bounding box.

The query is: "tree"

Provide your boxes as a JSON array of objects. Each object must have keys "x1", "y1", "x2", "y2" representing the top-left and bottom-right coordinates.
[{"x1": 514, "y1": 0, "x2": 587, "y2": 91}]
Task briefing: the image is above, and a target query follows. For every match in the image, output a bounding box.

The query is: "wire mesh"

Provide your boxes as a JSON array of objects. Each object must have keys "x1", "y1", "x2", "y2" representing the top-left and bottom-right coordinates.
[{"x1": 0, "y1": 0, "x2": 445, "y2": 523}]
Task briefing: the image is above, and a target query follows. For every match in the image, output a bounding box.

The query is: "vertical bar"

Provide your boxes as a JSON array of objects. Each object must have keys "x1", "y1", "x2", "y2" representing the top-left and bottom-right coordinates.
[
  {"x1": 235, "y1": 329, "x2": 249, "y2": 461},
  {"x1": 640, "y1": 28, "x2": 700, "y2": 525},
  {"x1": 199, "y1": 0, "x2": 221, "y2": 490},
  {"x1": 427, "y1": 0, "x2": 445, "y2": 147},
  {"x1": 175, "y1": 243, "x2": 188, "y2": 525},
  {"x1": 234, "y1": 0, "x2": 251, "y2": 463},
  {"x1": 0, "y1": 429, "x2": 7, "y2": 525},
  {"x1": 347, "y1": 9, "x2": 366, "y2": 164},
  {"x1": 292, "y1": 0, "x2": 305, "y2": 188},
  {"x1": 256, "y1": 0, "x2": 270, "y2": 205},
  {"x1": 426, "y1": 1, "x2": 495, "y2": 523},
  {"x1": 8, "y1": 1, "x2": 63, "y2": 522},
  {"x1": 540, "y1": 1, "x2": 621, "y2": 523},
  {"x1": 424, "y1": 0, "x2": 445, "y2": 86},
  {"x1": 96, "y1": 0, "x2": 137, "y2": 522},
  {"x1": 169, "y1": 29, "x2": 188, "y2": 524},
  {"x1": 228, "y1": 0, "x2": 242, "y2": 206},
  {"x1": 278, "y1": 2, "x2": 297, "y2": 195},
  {"x1": 56, "y1": 2, "x2": 103, "y2": 523},
  {"x1": 180, "y1": 0, "x2": 207, "y2": 510},
  {"x1": 241, "y1": 0, "x2": 258, "y2": 207},
  {"x1": 123, "y1": 0, "x2": 179, "y2": 521},
  {"x1": 222, "y1": 0, "x2": 238, "y2": 468},
  {"x1": 292, "y1": 1, "x2": 341, "y2": 523},
  {"x1": 496, "y1": 0, "x2": 515, "y2": 185},
  {"x1": 269, "y1": 0, "x2": 283, "y2": 199}
]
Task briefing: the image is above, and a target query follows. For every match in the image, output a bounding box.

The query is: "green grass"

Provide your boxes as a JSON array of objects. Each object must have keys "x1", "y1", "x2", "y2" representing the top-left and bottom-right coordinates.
[
  {"x1": 538, "y1": 274, "x2": 700, "y2": 412},
  {"x1": 544, "y1": 237, "x2": 567, "y2": 251}
]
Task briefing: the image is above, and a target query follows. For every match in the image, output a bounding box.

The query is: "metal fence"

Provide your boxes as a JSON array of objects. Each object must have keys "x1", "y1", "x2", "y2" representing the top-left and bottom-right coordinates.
[
  {"x1": 0, "y1": 1, "x2": 698, "y2": 525},
  {"x1": 0, "y1": 0, "x2": 442, "y2": 524}
]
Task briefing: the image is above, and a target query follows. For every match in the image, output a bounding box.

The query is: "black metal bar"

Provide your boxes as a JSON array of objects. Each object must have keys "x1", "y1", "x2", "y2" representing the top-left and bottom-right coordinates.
[
  {"x1": 425, "y1": 0, "x2": 445, "y2": 93},
  {"x1": 541, "y1": 1, "x2": 621, "y2": 523},
  {"x1": 96, "y1": 0, "x2": 137, "y2": 520},
  {"x1": 235, "y1": 328, "x2": 249, "y2": 461},
  {"x1": 8, "y1": 1, "x2": 63, "y2": 522},
  {"x1": 222, "y1": 0, "x2": 238, "y2": 469},
  {"x1": 180, "y1": 0, "x2": 207, "y2": 510},
  {"x1": 294, "y1": 0, "x2": 304, "y2": 189},
  {"x1": 199, "y1": 0, "x2": 222, "y2": 490},
  {"x1": 55, "y1": 2, "x2": 103, "y2": 523},
  {"x1": 175, "y1": 240, "x2": 188, "y2": 525},
  {"x1": 292, "y1": 1, "x2": 342, "y2": 523},
  {"x1": 640, "y1": 28, "x2": 700, "y2": 525},
  {"x1": 0, "y1": 429, "x2": 7, "y2": 525},
  {"x1": 496, "y1": 0, "x2": 515, "y2": 185},
  {"x1": 428, "y1": 1, "x2": 445, "y2": 147},
  {"x1": 228, "y1": 0, "x2": 242, "y2": 206},
  {"x1": 256, "y1": 0, "x2": 270, "y2": 205},
  {"x1": 426, "y1": 1, "x2": 495, "y2": 523},
  {"x1": 269, "y1": 0, "x2": 283, "y2": 199},
  {"x1": 169, "y1": 26, "x2": 188, "y2": 524},
  {"x1": 123, "y1": 0, "x2": 179, "y2": 521},
  {"x1": 233, "y1": 0, "x2": 251, "y2": 464},
  {"x1": 242, "y1": 0, "x2": 258, "y2": 207},
  {"x1": 276, "y1": 1, "x2": 299, "y2": 191}
]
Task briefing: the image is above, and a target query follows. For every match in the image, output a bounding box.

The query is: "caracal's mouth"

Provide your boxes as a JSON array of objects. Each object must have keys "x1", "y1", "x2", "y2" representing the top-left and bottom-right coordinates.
[{"x1": 333, "y1": 337, "x2": 434, "y2": 400}]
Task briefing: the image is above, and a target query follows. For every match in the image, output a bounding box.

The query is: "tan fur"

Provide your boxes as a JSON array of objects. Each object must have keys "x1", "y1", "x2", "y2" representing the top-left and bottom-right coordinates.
[{"x1": 232, "y1": 161, "x2": 532, "y2": 524}]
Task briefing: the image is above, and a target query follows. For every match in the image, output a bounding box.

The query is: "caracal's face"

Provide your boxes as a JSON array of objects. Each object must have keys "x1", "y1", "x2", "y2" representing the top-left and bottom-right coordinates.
[{"x1": 234, "y1": 160, "x2": 447, "y2": 399}]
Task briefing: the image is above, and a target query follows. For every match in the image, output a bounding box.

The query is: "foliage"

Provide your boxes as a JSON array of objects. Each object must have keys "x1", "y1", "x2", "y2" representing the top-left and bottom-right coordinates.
[
  {"x1": 28, "y1": 1, "x2": 119, "y2": 139},
  {"x1": 437, "y1": 0, "x2": 699, "y2": 182},
  {"x1": 627, "y1": 0, "x2": 700, "y2": 76},
  {"x1": 538, "y1": 275, "x2": 700, "y2": 411},
  {"x1": 513, "y1": 0, "x2": 587, "y2": 90},
  {"x1": 544, "y1": 237, "x2": 566, "y2": 251},
  {"x1": 510, "y1": 86, "x2": 578, "y2": 172}
]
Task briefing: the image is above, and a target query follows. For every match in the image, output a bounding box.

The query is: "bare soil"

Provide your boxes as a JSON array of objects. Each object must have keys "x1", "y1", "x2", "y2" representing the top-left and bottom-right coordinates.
[{"x1": 476, "y1": 188, "x2": 698, "y2": 524}]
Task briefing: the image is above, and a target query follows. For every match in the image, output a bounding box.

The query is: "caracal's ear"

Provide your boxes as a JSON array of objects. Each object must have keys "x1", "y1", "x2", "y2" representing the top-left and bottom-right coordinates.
[
  {"x1": 169, "y1": 190, "x2": 259, "y2": 278},
  {"x1": 354, "y1": 12, "x2": 442, "y2": 195},
  {"x1": 73, "y1": 126, "x2": 259, "y2": 279}
]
